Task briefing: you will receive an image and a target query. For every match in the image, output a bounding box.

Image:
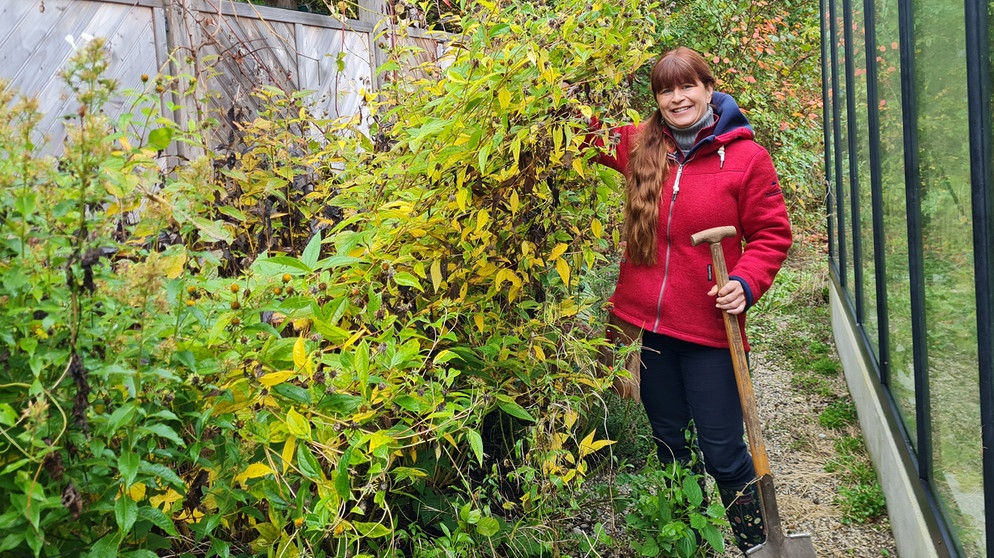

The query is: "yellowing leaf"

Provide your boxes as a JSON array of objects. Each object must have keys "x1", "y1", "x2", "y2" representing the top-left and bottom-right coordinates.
[
  {"x1": 150, "y1": 488, "x2": 183, "y2": 511},
  {"x1": 259, "y1": 370, "x2": 295, "y2": 388},
  {"x1": 162, "y1": 253, "x2": 187, "y2": 279},
  {"x1": 235, "y1": 463, "x2": 274, "y2": 486},
  {"x1": 126, "y1": 482, "x2": 146, "y2": 501},
  {"x1": 549, "y1": 243, "x2": 568, "y2": 261},
  {"x1": 293, "y1": 336, "x2": 307, "y2": 369},
  {"x1": 352, "y1": 410, "x2": 376, "y2": 423},
  {"x1": 571, "y1": 158, "x2": 585, "y2": 178},
  {"x1": 555, "y1": 257, "x2": 571, "y2": 287},
  {"x1": 560, "y1": 297, "x2": 578, "y2": 317},
  {"x1": 579, "y1": 430, "x2": 616, "y2": 458},
  {"x1": 532, "y1": 344, "x2": 545, "y2": 361},
  {"x1": 498, "y1": 87, "x2": 511, "y2": 110},
  {"x1": 591, "y1": 218, "x2": 603, "y2": 239},
  {"x1": 474, "y1": 314, "x2": 485, "y2": 333},
  {"x1": 430, "y1": 259, "x2": 443, "y2": 293},
  {"x1": 509, "y1": 190, "x2": 520, "y2": 215},
  {"x1": 368, "y1": 431, "x2": 394, "y2": 454},
  {"x1": 563, "y1": 409, "x2": 579, "y2": 430},
  {"x1": 282, "y1": 436, "x2": 297, "y2": 474},
  {"x1": 476, "y1": 209, "x2": 490, "y2": 233}
]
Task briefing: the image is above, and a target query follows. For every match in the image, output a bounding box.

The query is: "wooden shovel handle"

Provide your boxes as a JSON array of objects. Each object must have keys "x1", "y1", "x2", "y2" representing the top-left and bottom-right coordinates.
[{"x1": 699, "y1": 233, "x2": 772, "y2": 477}]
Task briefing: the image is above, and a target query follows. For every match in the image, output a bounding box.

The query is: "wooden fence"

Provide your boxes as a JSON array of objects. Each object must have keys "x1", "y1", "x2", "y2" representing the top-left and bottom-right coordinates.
[{"x1": 0, "y1": 0, "x2": 446, "y2": 157}]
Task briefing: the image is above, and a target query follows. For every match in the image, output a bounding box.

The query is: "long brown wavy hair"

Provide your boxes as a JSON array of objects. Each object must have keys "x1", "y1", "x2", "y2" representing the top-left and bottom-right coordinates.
[{"x1": 624, "y1": 47, "x2": 716, "y2": 265}]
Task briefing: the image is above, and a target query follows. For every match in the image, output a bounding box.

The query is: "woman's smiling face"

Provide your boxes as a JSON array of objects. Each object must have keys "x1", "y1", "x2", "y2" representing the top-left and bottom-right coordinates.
[{"x1": 655, "y1": 80, "x2": 714, "y2": 129}]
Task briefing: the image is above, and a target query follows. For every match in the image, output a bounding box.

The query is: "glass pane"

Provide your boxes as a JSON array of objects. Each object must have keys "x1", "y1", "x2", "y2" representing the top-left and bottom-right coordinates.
[
  {"x1": 874, "y1": 0, "x2": 916, "y2": 447},
  {"x1": 913, "y1": 0, "x2": 984, "y2": 552},
  {"x1": 851, "y1": 0, "x2": 877, "y2": 357},
  {"x1": 835, "y1": 0, "x2": 854, "y2": 292}
]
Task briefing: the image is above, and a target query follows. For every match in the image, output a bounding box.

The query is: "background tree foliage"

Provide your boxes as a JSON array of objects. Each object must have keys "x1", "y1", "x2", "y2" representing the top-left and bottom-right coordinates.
[{"x1": 0, "y1": 0, "x2": 822, "y2": 556}]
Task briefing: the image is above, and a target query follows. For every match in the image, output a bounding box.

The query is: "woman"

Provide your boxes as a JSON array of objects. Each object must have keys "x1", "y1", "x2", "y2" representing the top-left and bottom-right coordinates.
[{"x1": 595, "y1": 47, "x2": 792, "y2": 553}]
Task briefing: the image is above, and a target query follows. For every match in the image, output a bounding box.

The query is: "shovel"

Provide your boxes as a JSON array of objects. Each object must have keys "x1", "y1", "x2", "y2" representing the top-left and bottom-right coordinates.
[{"x1": 691, "y1": 226, "x2": 817, "y2": 558}]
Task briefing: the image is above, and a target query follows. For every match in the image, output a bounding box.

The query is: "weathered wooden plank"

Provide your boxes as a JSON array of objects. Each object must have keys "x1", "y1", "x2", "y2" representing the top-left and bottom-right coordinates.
[
  {"x1": 1, "y1": 0, "x2": 445, "y2": 156},
  {"x1": 297, "y1": 24, "x2": 371, "y2": 126},
  {"x1": 1, "y1": 1, "x2": 160, "y2": 155}
]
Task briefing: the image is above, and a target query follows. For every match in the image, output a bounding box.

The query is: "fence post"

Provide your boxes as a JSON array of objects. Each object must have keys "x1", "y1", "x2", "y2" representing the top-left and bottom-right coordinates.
[
  {"x1": 162, "y1": 0, "x2": 204, "y2": 161},
  {"x1": 357, "y1": 0, "x2": 388, "y2": 89}
]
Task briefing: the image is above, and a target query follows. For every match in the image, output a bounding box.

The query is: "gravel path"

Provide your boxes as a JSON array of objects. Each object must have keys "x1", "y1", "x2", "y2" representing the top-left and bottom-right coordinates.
[{"x1": 745, "y1": 352, "x2": 897, "y2": 557}]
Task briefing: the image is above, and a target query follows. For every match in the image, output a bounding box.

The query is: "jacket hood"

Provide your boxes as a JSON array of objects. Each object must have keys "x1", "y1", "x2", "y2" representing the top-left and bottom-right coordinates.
[
  {"x1": 670, "y1": 91, "x2": 753, "y2": 159},
  {"x1": 710, "y1": 91, "x2": 753, "y2": 140}
]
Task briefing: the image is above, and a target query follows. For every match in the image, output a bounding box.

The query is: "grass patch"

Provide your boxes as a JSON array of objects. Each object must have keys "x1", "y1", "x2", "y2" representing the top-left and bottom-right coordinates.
[{"x1": 819, "y1": 399, "x2": 858, "y2": 430}]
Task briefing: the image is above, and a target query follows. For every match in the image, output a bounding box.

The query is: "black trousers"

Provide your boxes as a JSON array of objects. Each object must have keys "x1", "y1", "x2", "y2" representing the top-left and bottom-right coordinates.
[{"x1": 639, "y1": 330, "x2": 756, "y2": 489}]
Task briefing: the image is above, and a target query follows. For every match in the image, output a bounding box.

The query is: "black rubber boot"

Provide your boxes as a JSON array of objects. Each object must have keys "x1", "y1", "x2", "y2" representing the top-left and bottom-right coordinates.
[{"x1": 718, "y1": 482, "x2": 766, "y2": 553}]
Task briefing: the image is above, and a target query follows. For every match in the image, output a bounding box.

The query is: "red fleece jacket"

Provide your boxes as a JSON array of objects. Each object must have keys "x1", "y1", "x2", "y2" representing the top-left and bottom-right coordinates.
[{"x1": 596, "y1": 92, "x2": 792, "y2": 350}]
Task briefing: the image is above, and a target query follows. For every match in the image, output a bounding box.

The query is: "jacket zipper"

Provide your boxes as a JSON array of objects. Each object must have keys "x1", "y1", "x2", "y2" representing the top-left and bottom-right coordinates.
[{"x1": 653, "y1": 162, "x2": 684, "y2": 331}]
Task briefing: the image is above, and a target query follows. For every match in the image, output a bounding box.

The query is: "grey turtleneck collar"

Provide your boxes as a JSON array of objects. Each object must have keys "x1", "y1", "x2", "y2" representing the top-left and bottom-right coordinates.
[{"x1": 669, "y1": 106, "x2": 715, "y2": 155}]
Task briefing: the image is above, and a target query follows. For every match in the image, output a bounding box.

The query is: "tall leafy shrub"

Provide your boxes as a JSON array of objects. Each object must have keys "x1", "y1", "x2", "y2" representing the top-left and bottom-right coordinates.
[{"x1": 0, "y1": 1, "x2": 672, "y2": 556}]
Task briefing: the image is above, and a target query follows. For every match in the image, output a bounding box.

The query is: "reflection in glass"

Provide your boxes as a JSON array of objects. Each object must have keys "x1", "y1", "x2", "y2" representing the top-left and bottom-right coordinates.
[
  {"x1": 913, "y1": 0, "x2": 983, "y2": 552},
  {"x1": 873, "y1": 0, "x2": 916, "y2": 448},
  {"x1": 851, "y1": 0, "x2": 877, "y2": 358}
]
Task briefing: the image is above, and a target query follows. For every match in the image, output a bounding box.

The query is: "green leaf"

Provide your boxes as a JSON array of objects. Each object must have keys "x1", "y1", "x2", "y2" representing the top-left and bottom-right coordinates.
[
  {"x1": 335, "y1": 446, "x2": 353, "y2": 499},
  {"x1": 466, "y1": 428, "x2": 484, "y2": 466},
  {"x1": 301, "y1": 231, "x2": 322, "y2": 269},
  {"x1": 147, "y1": 127, "x2": 174, "y2": 151},
  {"x1": 118, "y1": 452, "x2": 140, "y2": 487},
  {"x1": 273, "y1": 383, "x2": 311, "y2": 404},
  {"x1": 137, "y1": 506, "x2": 180, "y2": 537},
  {"x1": 657, "y1": 492, "x2": 672, "y2": 523},
  {"x1": 251, "y1": 255, "x2": 312, "y2": 276},
  {"x1": 476, "y1": 516, "x2": 500, "y2": 537},
  {"x1": 392, "y1": 272, "x2": 423, "y2": 291},
  {"x1": 296, "y1": 444, "x2": 322, "y2": 480},
  {"x1": 676, "y1": 532, "x2": 696, "y2": 558},
  {"x1": 682, "y1": 474, "x2": 704, "y2": 507},
  {"x1": 700, "y1": 523, "x2": 725, "y2": 551},
  {"x1": 210, "y1": 538, "x2": 231, "y2": 558},
  {"x1": 185, "y1": 216, "x2": 233, "y2": 243},
  {"x1": 286, "y1": 407, "x2": 311, "y2": 440},
  {"x1": 137, "y1": 424, "x2": 185, "y2": 447},
  {"x1": 495, "y1": 395, "x2": 535, "y2": 422},
  {"x1": 0, "y1": 532, "x2": 25, "y2": 554},
  {"x1": 88, "y1": 531, "x2": 121, "y2": 558},
  {"x1": 139, "y1": 463, "x2": 185, "y2": 490},
  {"x1": 0, "y1": 404, "x2": 16, "y2": 426},
  {"x1": 115, "y1": 495, "x2": 138, "y2": 535},
  {"x1": 14, "y1": 192, "x2": 36, "y2": 217},
  {"x1": 355, "y1": 341, "x2": 370, "y2": 377},
  {"x1": 354, "y1": 521, "x2": 391, "y2": 538},
  {"x1": 637, "y1": 536, "x2": 659, "y2": 556}
]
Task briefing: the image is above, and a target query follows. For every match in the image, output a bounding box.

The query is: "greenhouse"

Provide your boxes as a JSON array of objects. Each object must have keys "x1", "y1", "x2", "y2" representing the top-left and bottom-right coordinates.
[{"x1": 822, "y1": 0, "x2": 994, "y2": 555}]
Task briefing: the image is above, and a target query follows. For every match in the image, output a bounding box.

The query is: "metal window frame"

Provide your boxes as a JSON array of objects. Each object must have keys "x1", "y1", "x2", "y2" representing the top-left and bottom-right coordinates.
[
  {"x1": 963, "y1": 0, "x2": 994, "y2": 552},
  {"x1": 862, "y1": 0, "x2": 890, "y2": 377},
  {"x1": 895, "y1": 0, "x2": 932, "y2": 482},
  {"x1": 829, "y1": 0, "x2": 848, "y2": 287},
  {"x1": 842, "y1": 0, "x2": 865, "y2": 327}
]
